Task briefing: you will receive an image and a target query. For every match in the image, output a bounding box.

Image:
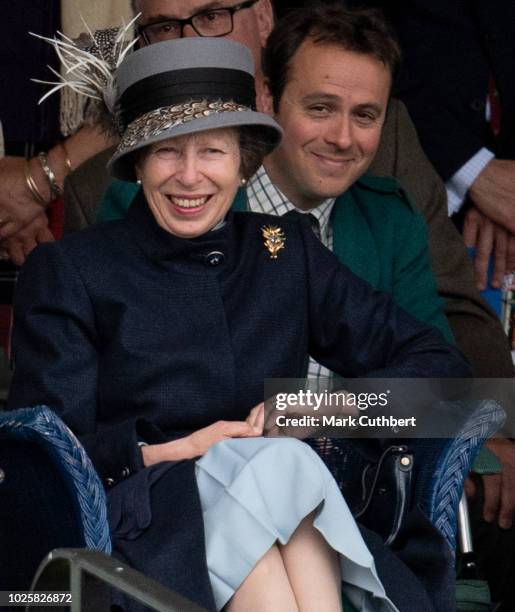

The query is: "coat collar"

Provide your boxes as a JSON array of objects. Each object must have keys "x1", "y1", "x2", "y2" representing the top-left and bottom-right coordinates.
[{"x1": 126, "y1": 190, "x2": 236, "y2": 266}]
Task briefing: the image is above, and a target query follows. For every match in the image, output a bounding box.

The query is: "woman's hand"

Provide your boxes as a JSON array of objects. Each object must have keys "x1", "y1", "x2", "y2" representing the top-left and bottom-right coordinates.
[
  {"x1": 188, "y1": 416, "x2": 263, "y2": 457},
  {"x1": 246, "y1": 402, "x2": 265, "y2": 432},
  {"x1": 142, "y1": 409, "x2": 264, "y2": 467}
]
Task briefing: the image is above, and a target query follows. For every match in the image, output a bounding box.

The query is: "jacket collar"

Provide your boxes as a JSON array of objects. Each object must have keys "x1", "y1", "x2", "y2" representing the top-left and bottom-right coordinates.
[{"x1": 126, "y1": 190, "x2": 235, "y2": 265}]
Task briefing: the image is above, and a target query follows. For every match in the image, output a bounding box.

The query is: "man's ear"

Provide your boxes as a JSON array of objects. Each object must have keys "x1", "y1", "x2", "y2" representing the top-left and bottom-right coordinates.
[
  {"x1": 255, "y1": 0, "x2": 274, "y2": 47},
  {"x1": 256, "y1": 78, "x2": 274, "y2": 114}
]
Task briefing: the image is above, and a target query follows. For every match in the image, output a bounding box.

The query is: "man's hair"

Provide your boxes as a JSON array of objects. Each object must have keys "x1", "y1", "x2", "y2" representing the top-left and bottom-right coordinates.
[{"x1": 263, "y1": 2, "x2": 401, "y2": 112}]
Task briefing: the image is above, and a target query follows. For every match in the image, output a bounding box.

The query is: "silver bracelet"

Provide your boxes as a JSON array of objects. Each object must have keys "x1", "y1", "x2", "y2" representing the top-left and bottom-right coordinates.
[{"x1": 37, "y1": 151, "x2": 62, "y2": 199}]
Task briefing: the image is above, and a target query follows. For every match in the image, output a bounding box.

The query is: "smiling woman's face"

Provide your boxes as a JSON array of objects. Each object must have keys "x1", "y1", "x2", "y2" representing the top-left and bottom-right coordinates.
[{"x1": 136, "y1": 127, "x2": 241, "y2": 238}]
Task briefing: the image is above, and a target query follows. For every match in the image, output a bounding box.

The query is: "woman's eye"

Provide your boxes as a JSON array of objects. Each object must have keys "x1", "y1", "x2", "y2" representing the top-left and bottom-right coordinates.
[
  {"x1": 204, "y1": 148, "x2": 225, "y2": 155},
  {"x1": 154, "y1": 146, "x2": 179, "y2": 158}
]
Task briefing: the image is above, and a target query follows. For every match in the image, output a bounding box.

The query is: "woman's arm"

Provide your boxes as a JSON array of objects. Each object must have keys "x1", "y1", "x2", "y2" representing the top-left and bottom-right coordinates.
[
  {"x1": 142, "y1": 411, "x2": 264, "y2": 466},
  {"x1": 0, "y1": 126, "x2": 115, "y2": 241},
  {"x1": 7, "y1": 242, "x2": 147, "y2": 483},
  {"x1": 301, "y1": 224, "x2": 471, "y2": 379}
]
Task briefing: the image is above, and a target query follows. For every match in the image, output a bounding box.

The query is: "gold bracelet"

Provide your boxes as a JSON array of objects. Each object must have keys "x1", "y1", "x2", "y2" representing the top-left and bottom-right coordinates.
[
  {"x1": 60, "y1": 141, "x2": 72, "y2": 172},
  {"x1": 38, "y1": 151, "x2": 62, "y2": 198},
  {"x1": 24, "y1": 160, "x2": 48, "y2": 206}
]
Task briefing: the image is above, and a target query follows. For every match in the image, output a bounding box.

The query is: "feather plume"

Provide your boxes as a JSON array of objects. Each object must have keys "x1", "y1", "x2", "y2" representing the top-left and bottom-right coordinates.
[{"x1": 31, "y1": 13, "x2": 140, "y2": 135}]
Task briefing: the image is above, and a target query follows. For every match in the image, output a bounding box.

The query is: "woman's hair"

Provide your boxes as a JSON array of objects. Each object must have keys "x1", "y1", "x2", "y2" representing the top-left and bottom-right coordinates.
[
  {"x1": 239, "y1": 126, "x2": 273, "y2": 180},
  {"x1": 133, "y1": 124, "x2": 271, "y2": 181}
]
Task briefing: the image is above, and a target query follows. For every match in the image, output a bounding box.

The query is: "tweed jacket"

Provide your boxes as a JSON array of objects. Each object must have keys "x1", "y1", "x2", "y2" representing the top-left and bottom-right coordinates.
[
  {"x1": 63, "y1": 100, "x2": 513, "y2": 377},
  {"x1": 8, "y1": 194, "x2": 470, "y2": 610}
]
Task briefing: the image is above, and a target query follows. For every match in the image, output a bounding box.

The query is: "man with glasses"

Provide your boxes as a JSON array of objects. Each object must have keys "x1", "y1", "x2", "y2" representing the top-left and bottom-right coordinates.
[
  {"x1": 135, "y1": 0, "x2": 272, "y2": 101},
  {"x1": 138, "y1": 0, "x2": 259, "y2": 43}
]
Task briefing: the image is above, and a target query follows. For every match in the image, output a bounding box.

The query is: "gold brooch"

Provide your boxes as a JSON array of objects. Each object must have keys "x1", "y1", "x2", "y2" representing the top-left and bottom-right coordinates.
[{"x1": 262, "y1": 225, "x2": 286, "y2": 259}]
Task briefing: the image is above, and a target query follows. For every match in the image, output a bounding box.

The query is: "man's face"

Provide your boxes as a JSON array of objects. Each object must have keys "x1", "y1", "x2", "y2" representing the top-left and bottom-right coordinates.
[
  {"x1": 137, "y1": 0, "x2": 273, "y2": 79},
  {"x1": 264, "y1": 39, "x2": 391, "y2": 210}
]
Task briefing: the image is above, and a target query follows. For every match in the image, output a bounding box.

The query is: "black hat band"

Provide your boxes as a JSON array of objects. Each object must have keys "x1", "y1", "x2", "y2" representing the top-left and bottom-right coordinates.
[{"x1": 119, "y1": 67, "x2": 256, "y2": 127}]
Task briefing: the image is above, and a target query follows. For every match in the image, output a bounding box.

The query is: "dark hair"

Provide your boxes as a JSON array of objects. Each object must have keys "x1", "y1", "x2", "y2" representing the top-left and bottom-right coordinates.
[
  {"x1": 263, "y1": 2, "x2": 401, "y2": 111},
  {"x1": 239, "y1": 126, "x2": 274, "y2": 180}
]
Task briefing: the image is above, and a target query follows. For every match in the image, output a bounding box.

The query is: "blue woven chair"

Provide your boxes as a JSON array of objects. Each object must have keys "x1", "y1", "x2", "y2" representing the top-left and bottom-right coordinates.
[
  {"x1": 0, "y1": 405, "x2": 110, "y2": 592},
  {"x1": 0, "y1": 401, "x2": 505, "y2": 607},
  {"x1": 311, "y1": 400, "x2": 505, "y2": 553}
]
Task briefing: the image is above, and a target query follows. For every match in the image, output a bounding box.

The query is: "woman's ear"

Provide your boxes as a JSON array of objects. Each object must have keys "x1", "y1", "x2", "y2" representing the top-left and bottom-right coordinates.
[{"x1": 257, "y1": 79, "x2": 274, "y2": 115}]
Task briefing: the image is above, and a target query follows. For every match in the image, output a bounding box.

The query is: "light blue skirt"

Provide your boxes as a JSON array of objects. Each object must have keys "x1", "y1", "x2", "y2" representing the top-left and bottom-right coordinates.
[{"x1": 195, "y1": 437, "x2": 399, "y2": 611}]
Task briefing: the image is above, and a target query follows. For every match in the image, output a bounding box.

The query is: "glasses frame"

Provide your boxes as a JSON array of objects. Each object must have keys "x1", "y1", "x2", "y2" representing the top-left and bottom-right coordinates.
[{"x1": 138, "y1": 0, "x2": 258, "y2": 44}]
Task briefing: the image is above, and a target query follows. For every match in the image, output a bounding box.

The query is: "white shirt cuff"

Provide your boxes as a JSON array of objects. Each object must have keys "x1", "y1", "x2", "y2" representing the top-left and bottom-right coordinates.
[{"x1": 446, "y1": 148, "x2": 495, "y2": 216}]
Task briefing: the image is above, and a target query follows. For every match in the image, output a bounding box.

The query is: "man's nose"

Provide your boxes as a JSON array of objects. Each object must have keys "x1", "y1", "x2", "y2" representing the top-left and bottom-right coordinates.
[
  {"x1": 182, "y1": 23, "x2": 200, "y2": 38},
  {"x1": 325, "y1": 115, "x2": 353, "y2": 150}
]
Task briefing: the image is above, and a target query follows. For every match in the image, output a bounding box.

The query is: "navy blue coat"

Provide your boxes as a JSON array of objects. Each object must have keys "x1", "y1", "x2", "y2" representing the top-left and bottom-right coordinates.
[{"x1": 8, "y1": 193, "x2": 470, "y2": 610}]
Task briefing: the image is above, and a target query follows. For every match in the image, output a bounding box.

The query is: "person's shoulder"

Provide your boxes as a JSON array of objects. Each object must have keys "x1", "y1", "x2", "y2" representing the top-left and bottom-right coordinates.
[
  {"x1": 233, "y1": 210, "x2": 305, "y2": 233},
  {"x1": 67, "y1": 147, "x2": 115, "y2": 184},
  {"x1": 350, "y1": 174, "x2": 417, "y2": 216},
  {"x1": 39, "y1": 219, "x2": 132, "y2": 272}
]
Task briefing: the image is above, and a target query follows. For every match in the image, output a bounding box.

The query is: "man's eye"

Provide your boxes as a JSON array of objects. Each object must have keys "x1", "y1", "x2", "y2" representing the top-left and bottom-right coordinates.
[
  {"x1": 308, "y1": 105, "x2": 330, "y2": 115},
  {"x1": 355, "y1": 110, "x2": 378, "y2": 123},
  {"x1": 152, "y1": 21, "x2": 179, "y2": 34},
  {"x1": 197, "y1": 10, "x2": 223, "y2": 23}
]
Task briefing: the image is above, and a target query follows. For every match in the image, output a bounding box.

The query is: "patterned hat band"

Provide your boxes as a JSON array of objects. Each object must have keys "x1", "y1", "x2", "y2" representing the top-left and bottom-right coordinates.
[{"x1": 117, "y1": 99, "x2": 251, "y2": 153}]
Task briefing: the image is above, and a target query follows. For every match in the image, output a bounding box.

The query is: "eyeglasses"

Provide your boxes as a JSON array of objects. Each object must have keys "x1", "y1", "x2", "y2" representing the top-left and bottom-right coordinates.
[{"x1": 138, "y1": 0, "x2": 258, "y2": 44}]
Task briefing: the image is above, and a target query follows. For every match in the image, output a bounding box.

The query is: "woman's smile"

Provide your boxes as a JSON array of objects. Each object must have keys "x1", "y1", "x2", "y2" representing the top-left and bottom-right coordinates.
[
  {"x1": 166, "y1": 194, "x2": 212, "y2": 215},
  {"x1": 138, "y1": 129, "x2": 241, "y2": 238}
]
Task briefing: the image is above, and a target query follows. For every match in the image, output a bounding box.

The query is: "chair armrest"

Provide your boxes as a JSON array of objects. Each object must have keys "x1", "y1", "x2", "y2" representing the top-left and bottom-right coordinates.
[
  {"x1": 31, "y1": 548, "x2": 206, "y2": 612},
  {"x1": 0, "y1": 406, "x2": 111, "y2": 553},
  {"x1": 422, "y1": 399, "x2": 505, "y2": 549}
]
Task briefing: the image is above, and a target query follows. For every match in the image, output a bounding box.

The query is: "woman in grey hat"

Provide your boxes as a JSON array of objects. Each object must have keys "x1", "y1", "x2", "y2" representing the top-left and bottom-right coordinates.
[{"x1": 8, "y1": 36, "x2": 469, "y2": 612}]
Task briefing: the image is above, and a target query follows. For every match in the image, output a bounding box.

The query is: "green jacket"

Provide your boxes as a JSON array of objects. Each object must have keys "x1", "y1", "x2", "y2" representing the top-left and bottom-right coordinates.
[{"x1": 96, "y1": 174, "x2": 452, "y2": 342}]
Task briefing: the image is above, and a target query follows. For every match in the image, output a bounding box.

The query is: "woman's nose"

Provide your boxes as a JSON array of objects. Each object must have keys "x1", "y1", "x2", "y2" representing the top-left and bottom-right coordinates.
[{"x1": 175, "y1": 153, "x2": 202, "y2": 186}]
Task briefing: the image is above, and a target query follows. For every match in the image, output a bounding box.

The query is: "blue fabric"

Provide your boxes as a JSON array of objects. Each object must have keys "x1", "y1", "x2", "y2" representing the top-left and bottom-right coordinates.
[
  {"x1": 466, "y1": 247, "x2": 502, "y2": 316},
  {"x1": 196, "y1": 437, "x2": 399, "y2": 611}
]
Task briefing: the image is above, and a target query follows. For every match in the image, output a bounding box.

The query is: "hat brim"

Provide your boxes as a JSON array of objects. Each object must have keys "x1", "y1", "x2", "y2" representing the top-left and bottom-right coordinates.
[{"x1": 108, "y1": 106, "x2": 282, "y2": 182}]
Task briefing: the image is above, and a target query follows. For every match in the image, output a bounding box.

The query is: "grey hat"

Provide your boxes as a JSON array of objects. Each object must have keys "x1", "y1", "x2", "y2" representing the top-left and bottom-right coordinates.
[{"x1": 108, "y1": 37, "x2": 282, "y2": 181}]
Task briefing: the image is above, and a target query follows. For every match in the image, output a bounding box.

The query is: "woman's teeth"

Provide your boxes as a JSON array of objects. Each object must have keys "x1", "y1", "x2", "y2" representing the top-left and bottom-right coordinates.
[{"x1": 170, "y1": 196, "x2": 208, "y2": 208}]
